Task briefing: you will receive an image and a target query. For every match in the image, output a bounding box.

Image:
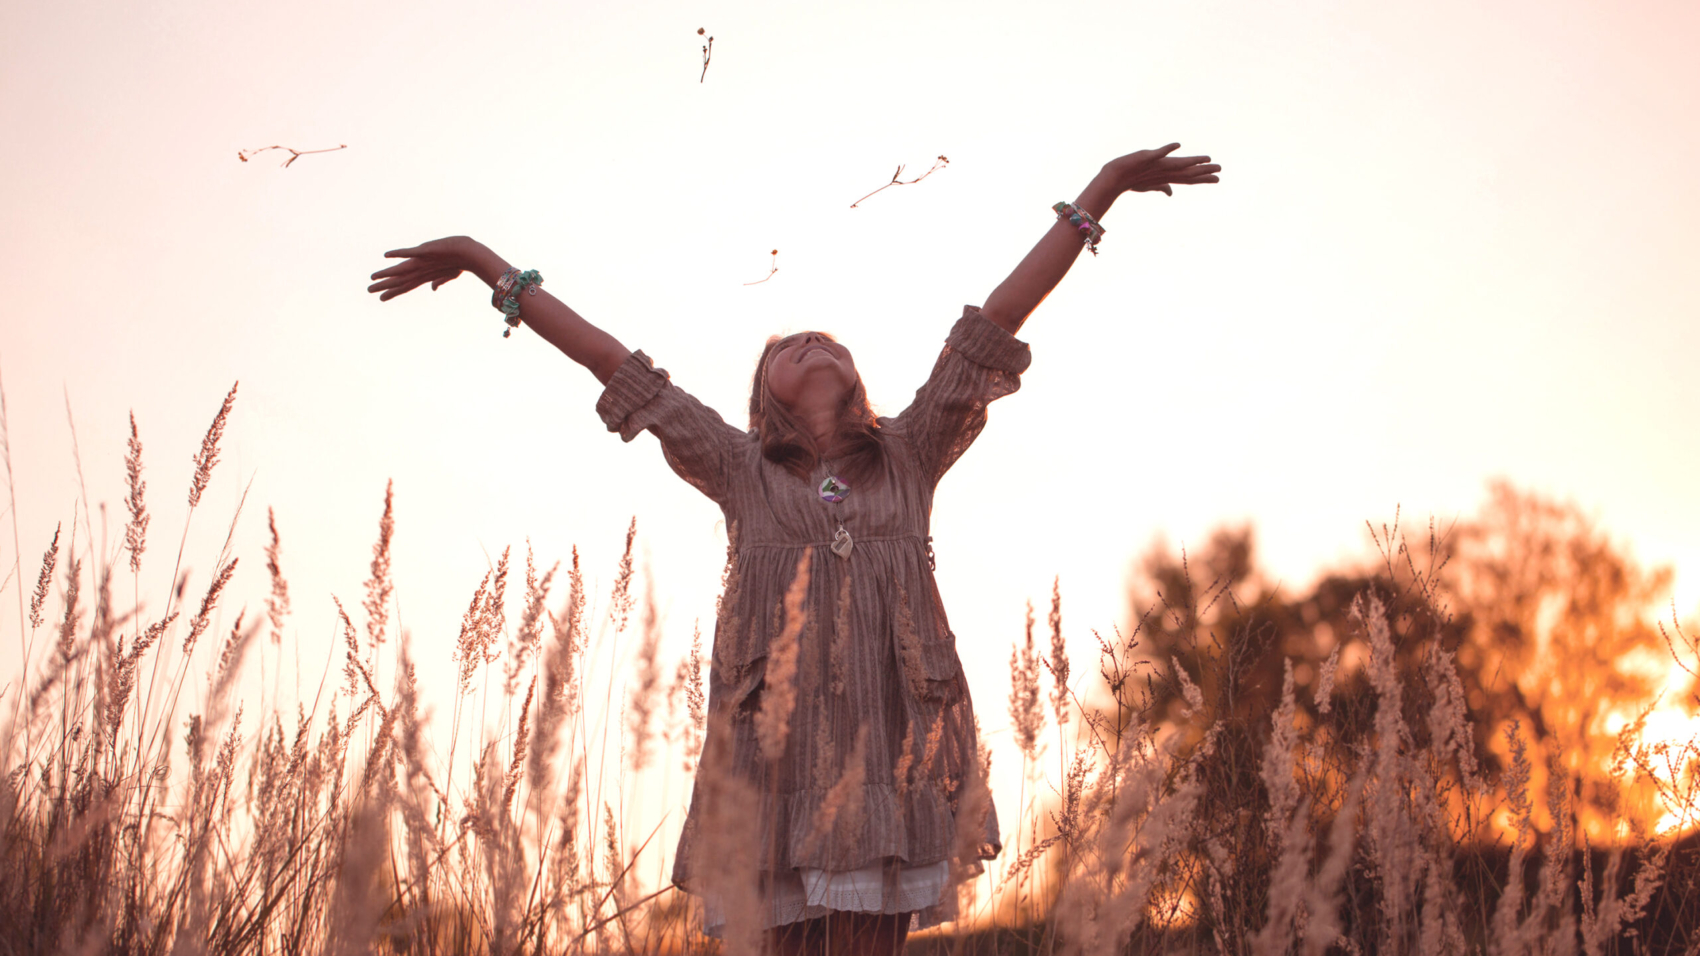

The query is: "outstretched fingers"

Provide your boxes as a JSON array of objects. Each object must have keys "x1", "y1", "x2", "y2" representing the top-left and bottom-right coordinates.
[
  {"x1": 1162, "y1": 154, "x2": 1215, "y2": 170},
  {"x1": 376, "y1": 278, "x2": 433, "y2": 300},
  {"x1": 1163, "y1": 157, "x2": 1221, "y2": 186},
  {"x1": 1110, "y1": 145, "x2": 1221, "y2": 194},
  {"x1": 369, "y1": 253, "x2": 444, "y2": 280},
  {"x1": 368, "y1": 275, "x2": 423, "y2": 300},
  {"x1": 368, "y1": 266, "x2": 460, "y2": 299}
]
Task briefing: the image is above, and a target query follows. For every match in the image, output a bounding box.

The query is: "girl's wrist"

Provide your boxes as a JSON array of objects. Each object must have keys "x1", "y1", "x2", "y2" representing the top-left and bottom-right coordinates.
[
  {"x1": 1076, "y1": 171, "x2": 1121, "y2": 221},
  {"x1": 467, "y1": 244, "x2": 512, "y2": 288}
]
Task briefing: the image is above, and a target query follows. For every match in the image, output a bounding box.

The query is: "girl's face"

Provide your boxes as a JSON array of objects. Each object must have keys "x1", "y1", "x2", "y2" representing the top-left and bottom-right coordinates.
[{"x1": 764, "y1": 331, "x2": 859, "y2": 409}]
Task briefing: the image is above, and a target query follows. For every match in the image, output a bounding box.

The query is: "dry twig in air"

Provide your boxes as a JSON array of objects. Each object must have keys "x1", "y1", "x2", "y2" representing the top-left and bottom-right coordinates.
[
  {"x1": 698, "y1": 28, "x2": 714, "y2": 83},
  {"x1": 744, "y1": 250, "x2": 779, "y2": 286},
  {"x1": 237, "y1": 144, "x2": 348, "y2": 168},
  {"x1": 849, "y1": 155, "x2": 949, "y2": 208}
]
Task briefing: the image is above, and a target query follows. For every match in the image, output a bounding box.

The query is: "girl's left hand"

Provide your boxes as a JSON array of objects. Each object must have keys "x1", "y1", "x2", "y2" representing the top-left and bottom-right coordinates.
[
  {"x1": 1102, "y1": 144, "x2": 1220, "y2": 196},
  {"x1": 367, "y1": 236, "x2": 504, "y2": 301}
]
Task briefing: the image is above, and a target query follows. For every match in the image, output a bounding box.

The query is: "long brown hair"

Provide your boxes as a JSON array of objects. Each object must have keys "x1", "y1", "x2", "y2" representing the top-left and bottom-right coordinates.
[{"x1": 748, "y1": 332, "x2": 885, "y2": 485}]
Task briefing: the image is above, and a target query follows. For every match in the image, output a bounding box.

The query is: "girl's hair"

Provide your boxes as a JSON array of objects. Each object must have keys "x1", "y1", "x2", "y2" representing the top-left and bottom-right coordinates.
[{"x1": 748, "y1": 332, "x2": 886, "y2": 485}]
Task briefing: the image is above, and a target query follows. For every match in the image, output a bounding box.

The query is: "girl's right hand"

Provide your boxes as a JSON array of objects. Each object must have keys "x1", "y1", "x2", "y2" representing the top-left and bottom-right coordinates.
[
  {"x1": 367, "y1": 236, "x2": 508, "y2": 301},
  {"x1": 1101, "y1": 144, "x2": 1219, "y2": 197}
]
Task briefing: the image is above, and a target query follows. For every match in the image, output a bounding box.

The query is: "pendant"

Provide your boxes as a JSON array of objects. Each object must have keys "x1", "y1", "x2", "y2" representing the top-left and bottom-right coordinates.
[
  {"x1": 831, "y1": 524, "x2": 854, "y2": 559},
  {"x1": 819, "y1": 475, "x2": 850, "y2": 503}
]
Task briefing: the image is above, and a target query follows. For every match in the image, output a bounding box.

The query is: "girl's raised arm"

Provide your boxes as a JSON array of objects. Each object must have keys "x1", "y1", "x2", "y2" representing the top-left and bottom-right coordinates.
[
  {"x1": 367, "y1": 235, "x2": 631, "y2": 384},
  {"x1": 979, "y1": 144, "x2": 1219, "y2": 336}
]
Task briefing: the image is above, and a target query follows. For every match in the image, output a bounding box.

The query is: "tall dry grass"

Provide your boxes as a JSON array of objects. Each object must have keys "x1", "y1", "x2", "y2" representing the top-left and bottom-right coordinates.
[
  {"x1": 4, "y1": 388, "x2": 1700, "y2": 955},
  {"x1": 955, "y1": 517, "x2": 1700, "y2": 956}
]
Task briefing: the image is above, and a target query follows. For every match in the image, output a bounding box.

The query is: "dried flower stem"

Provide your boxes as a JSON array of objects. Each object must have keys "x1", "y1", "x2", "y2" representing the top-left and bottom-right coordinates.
[
  {"x1": 849, "y1": 154, "x2": 949, "y2": 208},
  {"x1": 237, "y1": 144, "x2": 348, "y2": 167},
  {"x1": 743, "y1": 249, "x2": 779, "y2": 286},
  {"x1": 697, "y1": 28, "x2": 713, "y2": 82}
]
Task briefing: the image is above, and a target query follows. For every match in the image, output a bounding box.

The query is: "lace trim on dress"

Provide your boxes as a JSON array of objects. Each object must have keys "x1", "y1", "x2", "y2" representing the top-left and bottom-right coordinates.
[{"x1": 702, "y1": 859, "x2": 954, "y2": 937}]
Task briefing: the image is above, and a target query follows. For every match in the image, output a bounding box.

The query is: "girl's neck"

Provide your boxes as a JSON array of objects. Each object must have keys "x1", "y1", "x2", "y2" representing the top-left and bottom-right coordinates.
[{"x1": 794, "y1": 406, "x2": 842, "y2": 458}]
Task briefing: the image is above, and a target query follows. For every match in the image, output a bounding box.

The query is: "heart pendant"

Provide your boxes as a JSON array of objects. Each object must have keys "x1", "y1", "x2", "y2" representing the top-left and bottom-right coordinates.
[{"x1": 830, "y1": 526, "x2": 854, "y2": 559}]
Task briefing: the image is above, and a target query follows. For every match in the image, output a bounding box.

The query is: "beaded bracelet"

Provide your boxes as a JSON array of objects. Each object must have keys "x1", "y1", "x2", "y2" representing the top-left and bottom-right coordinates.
[
  {"x1": 492, "y1": 268, "x2": 520, "y2": 308},
  {"x1": 1053, "y1": 202, "x2": 1106, "y2": 256},
  {"x1": 492, "y1": 268, "x2": 543, "y2": 337}
]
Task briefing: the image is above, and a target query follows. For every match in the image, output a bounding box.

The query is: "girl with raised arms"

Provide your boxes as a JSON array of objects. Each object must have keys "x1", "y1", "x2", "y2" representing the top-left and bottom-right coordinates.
[{"x1": 368, "y1": 143, "x2": 1219, "y2": 956}]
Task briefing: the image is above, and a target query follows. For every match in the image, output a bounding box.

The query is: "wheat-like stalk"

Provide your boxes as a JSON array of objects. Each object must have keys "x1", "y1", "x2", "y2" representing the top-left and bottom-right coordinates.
[
  {"x1": 27, "y1": 523, "x2": 59, "y2": 630},
  {"x1": 187, "y1": 381, "x2": 237, "y2": 509},
  {"x1": 627, "y1": 573, "x2": 662, "y2": 772},
  {"x1": 756, "y1": 549, "x2": 811, "y2": 762},
  {"x1": 1009, "y1": 600, "x2": 1045, "y2": 761},
  {"x1": 123, "y1": 412, "x2": 148, "y2": 574},
  {"x1": 264, "y1": 507, "x2": 290, "y2": 645},
  {"x1": 362, "y1": 479, "x2": 395, "y2": 651}
]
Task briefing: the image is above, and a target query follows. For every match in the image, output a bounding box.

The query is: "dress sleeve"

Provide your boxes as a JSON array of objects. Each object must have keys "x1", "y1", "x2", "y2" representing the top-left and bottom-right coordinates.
[
  {"x1": 889, "y1": 306, "x2": 1032, "y2": 485},
  {"x1": 594, "y1": 350, "x2": 748, "y2": 504}
]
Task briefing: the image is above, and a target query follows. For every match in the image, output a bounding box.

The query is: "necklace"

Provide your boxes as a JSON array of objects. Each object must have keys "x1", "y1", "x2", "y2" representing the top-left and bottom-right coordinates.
[{"x1": 818, "y1": 471, "x2": 853, "y2": 559}]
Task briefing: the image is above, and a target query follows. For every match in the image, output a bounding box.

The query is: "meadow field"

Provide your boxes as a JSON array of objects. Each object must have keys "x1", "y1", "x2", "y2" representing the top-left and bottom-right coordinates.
[{"x1": 5, "y1": 389, "x2": 1700, "y2": 956}]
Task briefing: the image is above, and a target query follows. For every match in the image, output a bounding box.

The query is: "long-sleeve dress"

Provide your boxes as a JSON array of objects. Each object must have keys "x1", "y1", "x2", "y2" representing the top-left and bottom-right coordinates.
[{"x1": 594, "y1": 307, "x2": 1028, "y2": 932}]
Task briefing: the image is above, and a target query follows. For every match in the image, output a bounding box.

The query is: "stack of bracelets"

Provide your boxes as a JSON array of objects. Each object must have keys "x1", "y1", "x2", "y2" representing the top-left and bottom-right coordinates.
[
  {"x1": 492, "y1": 267, "x2": 544, "y2": 337},
  {"x1": 1053, "y1": 201, "x2": 1106, "y2": 255}
]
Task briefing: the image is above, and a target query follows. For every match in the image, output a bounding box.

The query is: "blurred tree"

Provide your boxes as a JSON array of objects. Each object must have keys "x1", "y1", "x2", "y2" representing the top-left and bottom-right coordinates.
[
  {"x1": 1109, "y1": 521, "x2": 1455, "y2": 748},
  {"x1": 1105, "y1": 480, "x2": 1677, "y2": 830},
  {"x1": 1447, "y1": 479, "x2": 1673, "y2": 823}
]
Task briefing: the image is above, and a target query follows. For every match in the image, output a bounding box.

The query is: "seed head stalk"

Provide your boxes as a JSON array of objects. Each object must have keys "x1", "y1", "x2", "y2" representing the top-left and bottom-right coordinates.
[{"x1": 0, "y1": 363, "x2": 31, "y2": 750}]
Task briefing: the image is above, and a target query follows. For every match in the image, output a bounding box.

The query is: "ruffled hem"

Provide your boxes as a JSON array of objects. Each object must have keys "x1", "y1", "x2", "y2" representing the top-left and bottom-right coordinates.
[
  {"x1": 778, "y1": 781, "x2": 958, "y2": 872},
  {"x1": 672, "y1": 779, "x2": 987, "y2": 887},
  {"x1": 700, "y1": 859, "x2": 955, "y2": 936}
]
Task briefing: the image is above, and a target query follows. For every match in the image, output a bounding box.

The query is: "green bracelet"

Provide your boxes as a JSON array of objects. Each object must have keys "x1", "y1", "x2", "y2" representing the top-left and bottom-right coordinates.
[
  {"x1": 497, "y1": 269, "x2": 543, "y2": 338},
  {"x1": 1053, "y1": 202, "x2": 1106, "y2": 256}
]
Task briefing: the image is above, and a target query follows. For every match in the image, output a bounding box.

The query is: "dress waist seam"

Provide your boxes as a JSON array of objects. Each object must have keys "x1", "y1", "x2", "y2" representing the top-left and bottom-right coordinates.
[{"x1": 739, "y1": 533, "x2": 926, "y2": 551}]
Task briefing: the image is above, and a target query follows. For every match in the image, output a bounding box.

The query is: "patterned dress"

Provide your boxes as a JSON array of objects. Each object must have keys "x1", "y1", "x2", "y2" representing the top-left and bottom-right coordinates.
[{"x1": 594, "y1": 308, "x2": 1027, "y2": 930}]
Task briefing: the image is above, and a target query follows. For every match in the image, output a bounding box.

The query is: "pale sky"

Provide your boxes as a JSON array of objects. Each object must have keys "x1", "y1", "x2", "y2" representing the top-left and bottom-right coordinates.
[{"x1": 3, "y1": 0, "x2": 1698, "y2": 853}]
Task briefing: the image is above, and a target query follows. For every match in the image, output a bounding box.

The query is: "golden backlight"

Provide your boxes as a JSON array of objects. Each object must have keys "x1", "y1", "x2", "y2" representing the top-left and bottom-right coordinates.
[{"x1": 2, "y1": 0, "x2": 1698, "y2": 950}]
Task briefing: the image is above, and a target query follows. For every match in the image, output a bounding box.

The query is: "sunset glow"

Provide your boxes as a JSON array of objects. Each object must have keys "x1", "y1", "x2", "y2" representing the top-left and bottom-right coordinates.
[{"x1": 3, "y1": 0, "x2": 1698, "y2": 950}]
